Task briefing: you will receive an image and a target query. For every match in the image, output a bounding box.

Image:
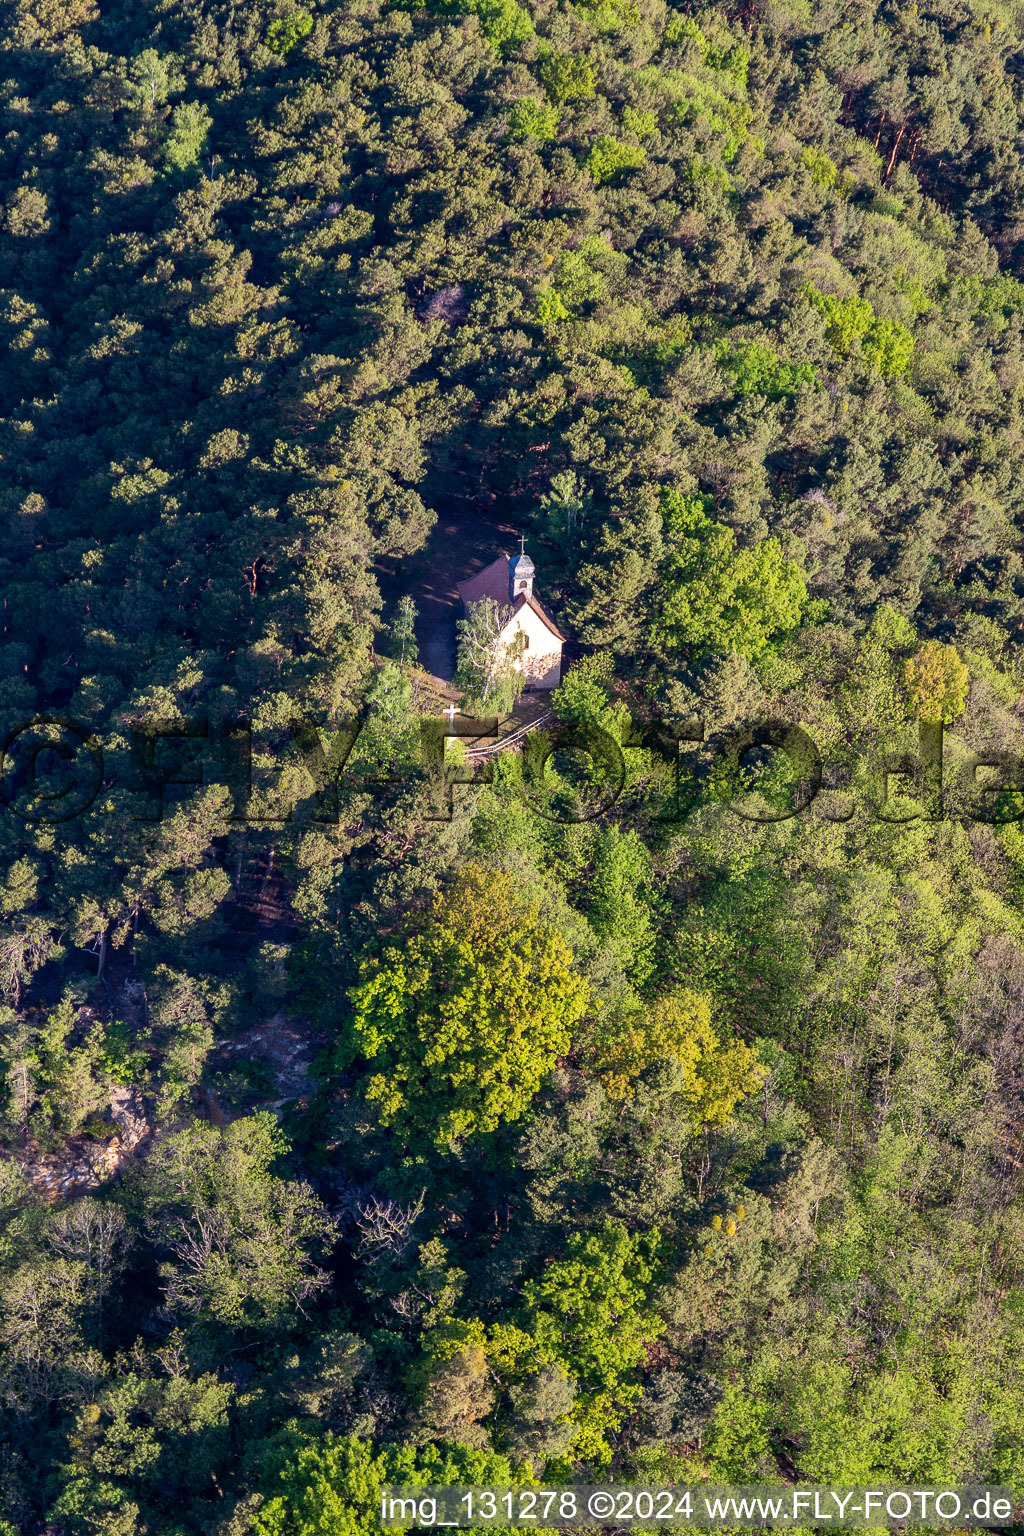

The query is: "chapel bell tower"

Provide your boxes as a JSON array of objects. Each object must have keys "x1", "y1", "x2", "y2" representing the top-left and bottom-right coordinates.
[{"x1": 508, "y1": 535, "x2": 535, "y2": 603}]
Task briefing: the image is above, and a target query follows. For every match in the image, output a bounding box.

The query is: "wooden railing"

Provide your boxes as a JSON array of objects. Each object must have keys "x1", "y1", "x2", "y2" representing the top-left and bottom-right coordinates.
[{"x1": 462, "y1": 711, "x2": 553, "y2": 762}]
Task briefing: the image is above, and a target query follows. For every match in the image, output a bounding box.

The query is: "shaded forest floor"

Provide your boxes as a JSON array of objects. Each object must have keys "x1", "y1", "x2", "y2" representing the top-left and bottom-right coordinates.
[{"x1": 378, "y1": 489, "x2": 520, "y2": 684}]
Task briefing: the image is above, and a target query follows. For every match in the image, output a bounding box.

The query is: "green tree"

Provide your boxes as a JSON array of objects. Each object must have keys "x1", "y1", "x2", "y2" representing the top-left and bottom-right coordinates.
[
  {"x1": 52, "y1": 1367, "x2": 233, "y2": 1535},
  {"x1": 266, "y1": 10, "x2": 314, "y2": 56},
  {"x1": 252, "y1": 1434, "x2": 540, "y2": 1536},
  {"x1": 656, "y1": 490, "x2": 808, "y2": 659},
  {"x1": 507, "y1": 100, "x2": 560, "y2": 143},
  {"x1": 439, "y1": 1222, "x2": 665, "y2": 1462},
  {"x1": 584, "y1": 826, "x2": 658, "y2": 985},
  {"x1": 515, "y1": 1222, "x2": 662, "y2": 1460},
  {"x1": 355, "y1": 662, "x2": 419, "y2": 775},
  {"x1": 716, "y1": 340, "x2": 817, "y2": 399},
  {"x1": 387, "y1": 595, "x2": 419, "y2": 669},
  {"x1": 539, "y1": 51, "x2": 596, "y2": 102},
  {"x1": 585, "y1": 135, "x2": 646, "y2": 185},
  {"x1": 346, "y1": 867, "x2": 591, "y2": 1148},
  {"x1": 161, "y1": 102, "x2": 212, "y2": 174},
  {"x1": 123, "y1": 49, "x2": 184, "y2": 111},
  {"x1": 457, "y1": 0, "x2": 534, "y2": 52},
  {"x1": 804, "y1": 285, "x2": 915, "y2": 377},
  {"x1": 141, "y1": 1114, "x2": 335, "y2": 1329}
]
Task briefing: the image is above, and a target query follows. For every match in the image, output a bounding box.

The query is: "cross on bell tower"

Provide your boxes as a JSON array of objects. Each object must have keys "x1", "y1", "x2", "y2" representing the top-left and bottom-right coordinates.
[{"x1": 508, "y1": 536, "x2": 535, "y2": 603}]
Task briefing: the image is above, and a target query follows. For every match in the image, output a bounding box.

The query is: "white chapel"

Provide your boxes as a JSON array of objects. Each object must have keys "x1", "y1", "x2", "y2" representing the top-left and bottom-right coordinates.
[{"x1": 455, "y1": 543, "x2": 567, "y2": 690}]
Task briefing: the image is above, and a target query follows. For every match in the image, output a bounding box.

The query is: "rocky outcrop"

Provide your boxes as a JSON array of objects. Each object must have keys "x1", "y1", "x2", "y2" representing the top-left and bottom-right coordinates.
[
  {"x1": 108, "y1": 1083, "x2": 149, "y2": 1151},
  {"x1": 8, "y1": 1083, "x2": 151, "y2": 1202},
  {"x1": 212, "y1": 1012, "x2": 317, "y2": 1110}
]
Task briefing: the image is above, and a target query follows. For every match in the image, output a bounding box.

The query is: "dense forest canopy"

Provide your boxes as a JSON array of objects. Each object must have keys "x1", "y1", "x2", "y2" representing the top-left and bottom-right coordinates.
[{"x1": 4, "y1": 0, "x2": 1024, "y2": 1529}]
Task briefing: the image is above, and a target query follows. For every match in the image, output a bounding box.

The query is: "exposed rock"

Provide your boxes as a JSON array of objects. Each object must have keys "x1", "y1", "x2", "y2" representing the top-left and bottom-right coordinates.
[
  {"x1": 109, "y1": 1083, "x2": 150, "y2": 1151},
  {"x1": 196, "y1": 1083, "x2": 228, "y2": 1127},
  {"x1": 13, "y1": 1133, "x2": 135, "y2": 1202},
  {"x1": 6, "y1": 1083, "x2": 151, "y2": 1202},
  {"x1": 214, "y1": 1012, "x2": 317, "y2": 1106}
]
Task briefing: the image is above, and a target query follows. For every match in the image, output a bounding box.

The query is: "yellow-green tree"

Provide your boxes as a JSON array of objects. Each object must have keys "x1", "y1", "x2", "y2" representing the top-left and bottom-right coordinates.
[
  {"x1": 903, "y1": 640, "x2": 970, "y2": 724},
  {"x1": 347, "y1": 868, "x2": 591, "y2": 1149},
  {"x1": 590, "y1": 990, "x2": 764, "y2": 1114}
]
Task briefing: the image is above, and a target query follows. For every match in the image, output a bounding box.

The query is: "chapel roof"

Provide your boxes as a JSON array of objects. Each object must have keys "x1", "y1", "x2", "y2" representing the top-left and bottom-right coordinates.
[
  {"x1": 511, "y1": 592, "x2": 569, "y2": 643},
  {"x1": 455, "y1": 554, "x2": 510, "y2": 607},
  {"x1": 455, "y1": 554, "x2": 568, "y2": 643}
]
